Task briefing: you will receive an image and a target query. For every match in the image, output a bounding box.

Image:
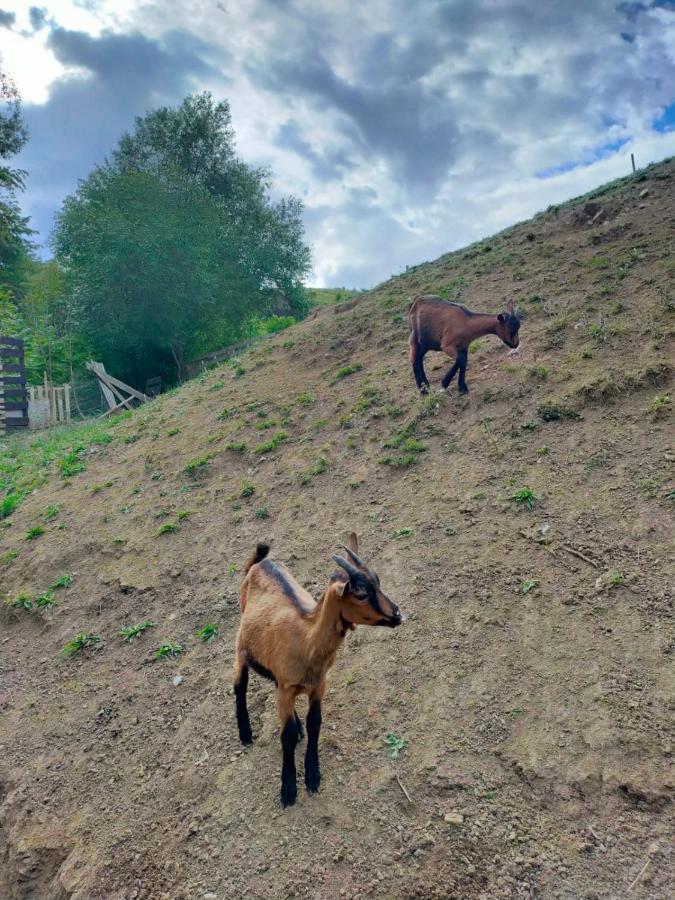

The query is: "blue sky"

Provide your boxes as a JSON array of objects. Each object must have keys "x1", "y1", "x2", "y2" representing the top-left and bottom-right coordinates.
[{"x1": 1, "y1": 0, "x2": 675, "y2": 287}]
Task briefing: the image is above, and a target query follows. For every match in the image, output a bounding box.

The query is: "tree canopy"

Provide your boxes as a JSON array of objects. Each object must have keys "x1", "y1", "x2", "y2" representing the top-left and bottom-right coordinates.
[
  {"x1": 54, "y1": 93, "x2": 311, "y2": 384},
  {"x1": 0, "y1": 70, "x2": 32, "y2": 297}
]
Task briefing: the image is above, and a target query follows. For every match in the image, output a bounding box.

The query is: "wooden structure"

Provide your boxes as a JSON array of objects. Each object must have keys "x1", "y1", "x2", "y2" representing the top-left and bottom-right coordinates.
[
  {"x1": 86, "y1": 361, "x2": 149, "y2": 415},
  {"x1": 0, "y1": 336, "x2": 28, "y2": 433},
  {"x1": 28, "y1": 374, "x2": 71, "y2": 429}
]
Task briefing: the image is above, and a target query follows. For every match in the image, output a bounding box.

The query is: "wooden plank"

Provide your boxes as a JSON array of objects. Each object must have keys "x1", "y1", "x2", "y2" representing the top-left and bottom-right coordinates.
[
  {"x1": 86, "y1": 361, "x2": 117, "y2": 410},
  {"x1": 0, "y1": 376, "x2": 27, "y2": 387},
  {"x1": 4, "y1": 415, "x2": 29, "y2": 427},
  {"x1": 64, "y1": 384, "x2": 71, "y2": 424},
  {"x1": 96, "y1": 369, "x2": 148, "y2": 403},
  {"x1": 0, "y1": 363, "x2": 26, "y2": 375},
  {"x1": 0, "y1": 348, "x2": 24, "y2": 360},
  {"x1": 0, "y1": 336, "x2": 24, "y2": 348},
  {"x1": 4, "y1": 401, "x2": 29, "y2": 412}
]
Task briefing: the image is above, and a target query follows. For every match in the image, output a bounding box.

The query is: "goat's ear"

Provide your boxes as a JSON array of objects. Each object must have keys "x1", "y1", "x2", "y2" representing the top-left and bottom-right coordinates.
[
  {"x1": 506, "y1": 299, "x2": 515, "y2": 313},
  {"x1": 335, "y1": 577, "x2": 349, "y2": 598},
  {"x1": 497, "y1": 313, "x2": 506, "y2": 323},
  {"x1": 347, "y1": 532, "x2": 359, "y2": 554}
]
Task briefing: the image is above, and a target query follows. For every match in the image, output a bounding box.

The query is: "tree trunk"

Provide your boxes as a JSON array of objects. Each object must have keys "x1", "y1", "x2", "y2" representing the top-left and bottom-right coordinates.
[{"x1": 170, "y1": 342, "x2": 186, "y2": 383}]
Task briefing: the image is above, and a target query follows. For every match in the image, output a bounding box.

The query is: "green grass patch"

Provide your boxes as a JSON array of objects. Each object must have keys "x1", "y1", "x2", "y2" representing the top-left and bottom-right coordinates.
[
  {"x1": 153, "y1": 642, "x2": 184, "y2": 661},
  {"x1": 60, "y1": 632, "x2": 102, "y2": 659},
  {"x1": 49, "y1": 574, "x2": 72, "y2": 590},
  {"x1": 196, "y1": 623, "x2": 220, "y2": 642},
  {"x1": 254, "y1": 431, "x2": 288, "y2": 454},
  {"x1": 509, "y1": 486, "x2": 540, "y2": 510},
  {"x1": 184, "y1": 456, "x2": 208, "y2": 475},
  {"x1": 35, "y1": 590, "x2": 57, "y2": 609},
  {"x1": 647, "y1": 393, "x2": 670, "y2": 418},
  {"x1": 329, "y1": 363, "x2": 363, "y2": 385},
  {"x1": 385, "y1": 732, "x2": 407, "y2": 759},
  {"x1": 156, "y1": 522, "x2": 178, "y2": 535},
  {"x1": 118, "y1": 621, "x2": 157, "y2": 642},
  {"x1": 25, "y1": 525, "x2": 45, "y2": 540}
]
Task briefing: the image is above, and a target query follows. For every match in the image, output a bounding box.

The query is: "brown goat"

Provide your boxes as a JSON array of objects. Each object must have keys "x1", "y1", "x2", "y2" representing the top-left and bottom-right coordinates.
[
  {"x1": 407, "y1": 294, "x2": 521, "y2": 394},
  {"x1": 234, "y1": 534, "x2": 403, "y2": 807}
]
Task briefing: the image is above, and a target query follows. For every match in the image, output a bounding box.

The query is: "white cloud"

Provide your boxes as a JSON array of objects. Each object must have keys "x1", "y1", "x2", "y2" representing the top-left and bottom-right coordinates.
[{"x1": 4, "y1": 0, "x2": 675, "y2": 286}]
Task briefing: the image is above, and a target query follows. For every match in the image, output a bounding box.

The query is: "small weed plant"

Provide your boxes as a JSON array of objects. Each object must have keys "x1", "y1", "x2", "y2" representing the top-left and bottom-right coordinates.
[
  {"x1": 153, "y1": 642, "x2": 184, "y2": 660},
  {"x1": 118, "y1": 621, "x2": 157, "y2": 642},
  {"x1": 60, "y1": 632, "x2": 102, "y2": 659},
  {"x1": 510, "y1": 486, "x2": 539, "y2": 510},
  {"x1": 196, "y1": 623, "x2": 220, "y2": 642},
  {"x1": 385, "y1": 732, "x2": 407, "y2": 759},
  {"x1": 329, "y1": 363, "x2": 363, "y2": 385}
]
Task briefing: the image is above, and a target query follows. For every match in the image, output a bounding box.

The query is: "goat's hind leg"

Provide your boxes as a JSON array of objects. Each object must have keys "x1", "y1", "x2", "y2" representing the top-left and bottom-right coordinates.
[
  {"x1": 277, "y1": 687, "x2": 299, "y2": 807},
  {"x1": 408, "y1": 335, "x2": 430, "y2": 394},
  {"x1": 234, "y1": 647, "x2": 253, "y2": 745}
]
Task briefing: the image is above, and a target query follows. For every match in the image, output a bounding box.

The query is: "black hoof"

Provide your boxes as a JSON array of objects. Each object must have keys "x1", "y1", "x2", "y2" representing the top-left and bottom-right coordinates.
[
  {"x1": 458, "y1": 386, "x2": 469, "y2": 396},
  {"x1": 239, "y1": 727, "x2": 253, "y2": 745},
  {"x1": 281, "y1": 783, "x2": 297, "y2": 807},
  {"x1": 419, "y1": 384, "x2": 429, "y2": 395},
  {"x1": 305, "y1": 771, "x2": 321, "y2": 794}
]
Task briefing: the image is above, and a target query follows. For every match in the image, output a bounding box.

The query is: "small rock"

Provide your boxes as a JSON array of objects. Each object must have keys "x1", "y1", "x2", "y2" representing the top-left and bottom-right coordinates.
[
  {"x1": 639, "y1": 188, "x2": 650, "y2": 198},
  {"x1": 173, "y1": 675, "x2": 184, "y2": 687},
  {"x1": 444, "y1": 812, "x2": 464, "y2": 826}
]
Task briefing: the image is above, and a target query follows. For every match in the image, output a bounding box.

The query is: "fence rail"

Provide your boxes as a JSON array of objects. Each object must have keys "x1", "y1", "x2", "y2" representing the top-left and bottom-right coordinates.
[{"x1": 0, "y1": 336, "x2": 28, "y2": 432}]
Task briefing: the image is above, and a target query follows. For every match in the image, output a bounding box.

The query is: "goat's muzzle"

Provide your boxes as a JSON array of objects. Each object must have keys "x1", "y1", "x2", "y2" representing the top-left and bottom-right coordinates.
[{"x1": 380, "y1": 605, "x2": 404, "y2": 628}]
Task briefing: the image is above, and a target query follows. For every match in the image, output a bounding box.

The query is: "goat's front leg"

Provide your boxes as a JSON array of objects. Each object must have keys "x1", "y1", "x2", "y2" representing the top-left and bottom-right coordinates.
[
  {"x1": 277, "y1": 687, "x2": 299, "y2": 807},
  {"x1": 456, "y1": 348, "x2": 469, "y2": 394},
  {"x1": 305, "y1": 682, "x2": 325, "y2": 795},
  {"x1": 233, "y1": 646, "x2": 253, "y2": 745}
]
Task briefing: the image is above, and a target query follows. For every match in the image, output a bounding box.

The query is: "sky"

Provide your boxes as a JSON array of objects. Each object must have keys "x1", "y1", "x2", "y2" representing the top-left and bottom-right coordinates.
[{"x1": 1, "y1": 0, "x2": 675, "y2": 288}]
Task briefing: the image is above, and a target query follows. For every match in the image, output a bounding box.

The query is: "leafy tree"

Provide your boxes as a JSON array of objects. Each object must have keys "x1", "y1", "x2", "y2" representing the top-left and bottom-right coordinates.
[
  {"x1": 0, "y1": 70, "x2": 32, "y2": 297},
  {"x1": 18, "y1": 258, "x2": 86, "y2": 383},
  {"x1": 55, "y1": 93, "x2": 310, "y2": 384}
]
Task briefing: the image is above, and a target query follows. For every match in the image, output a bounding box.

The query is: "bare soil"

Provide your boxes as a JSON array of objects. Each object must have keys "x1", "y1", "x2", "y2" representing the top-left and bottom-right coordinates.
[{"x1": 1, "y1": 160, "x2": 674, "y2": 899}]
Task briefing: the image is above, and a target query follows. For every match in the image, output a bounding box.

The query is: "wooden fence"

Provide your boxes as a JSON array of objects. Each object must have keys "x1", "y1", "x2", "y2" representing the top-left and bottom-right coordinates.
[
  {"x1": 28, "y1": 375, "x2": 71, "y2": 429},
  {"x1": 0, "y1": 336, "x2": 28, "y2": 433}
]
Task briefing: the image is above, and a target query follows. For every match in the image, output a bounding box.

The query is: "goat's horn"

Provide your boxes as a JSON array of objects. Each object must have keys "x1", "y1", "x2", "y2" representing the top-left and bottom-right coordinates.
[
  {"x1": 339, "y1": 544, "x2": 364, "y2": 567},
  {"x1": 332, "y1": 555, "x2": 360, "y2": 581}
]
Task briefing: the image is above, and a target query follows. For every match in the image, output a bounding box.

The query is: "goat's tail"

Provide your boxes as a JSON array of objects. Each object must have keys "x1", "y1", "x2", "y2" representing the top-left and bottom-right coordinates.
[{"x1": 244, "y1": 542, "x2": 270, "y2": 573}]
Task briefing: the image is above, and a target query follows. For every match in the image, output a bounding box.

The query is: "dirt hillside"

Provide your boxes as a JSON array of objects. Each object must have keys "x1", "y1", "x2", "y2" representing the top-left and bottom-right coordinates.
[{"x1": 1, "y1": 158, "x2": 674, "y2": 900}]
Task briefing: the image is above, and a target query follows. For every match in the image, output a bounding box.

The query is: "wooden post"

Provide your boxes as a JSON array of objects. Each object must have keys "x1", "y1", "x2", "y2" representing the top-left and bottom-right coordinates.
[
  {"x1": 64, "y1": 383, "x2": 71, "y2": 424},
  {"x1": 0, "y1": 356, "x2": 5, "y2": 436},
  {"x1": 631, "y1": 153, "x2": 636, "y2": 174}
]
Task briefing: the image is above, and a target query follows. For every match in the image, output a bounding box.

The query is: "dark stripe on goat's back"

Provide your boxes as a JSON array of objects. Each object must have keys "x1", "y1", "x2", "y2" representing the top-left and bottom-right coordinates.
[{"x1": 261, "y1": 558, "x2": 312, "y2": 616}]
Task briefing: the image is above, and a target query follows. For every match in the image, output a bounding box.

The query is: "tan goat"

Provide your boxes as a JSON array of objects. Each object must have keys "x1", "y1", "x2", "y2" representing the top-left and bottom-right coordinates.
[{"x1": 233, "y1": 534, "x2": 403, "y2": 806}]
